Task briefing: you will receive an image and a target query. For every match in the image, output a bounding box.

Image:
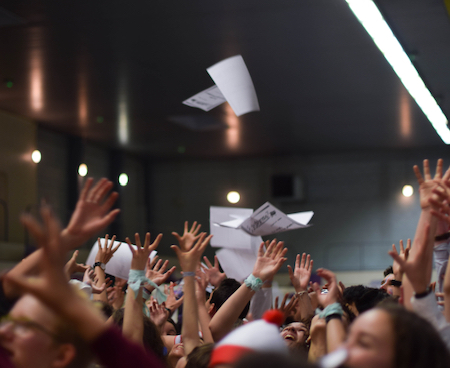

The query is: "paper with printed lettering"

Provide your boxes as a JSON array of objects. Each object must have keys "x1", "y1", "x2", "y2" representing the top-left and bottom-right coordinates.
[
  {"x1": 86, "y1": 238, "x2": 157, "y2": 280},
  {"x1": 218, "y1": 202, "x2": 313, "y2": 236},
  {"x1": 207, "y1": 55, "x2": 260, "y2": 116},
  {"x1": 182, "y1": 85, "x2": 226, "y2": 111}
]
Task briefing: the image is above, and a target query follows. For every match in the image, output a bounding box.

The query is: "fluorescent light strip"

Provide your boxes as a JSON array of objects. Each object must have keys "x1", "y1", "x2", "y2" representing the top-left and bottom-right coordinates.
[{"x1": 346, "y1": 0, "x2": 450, "y2": 144}]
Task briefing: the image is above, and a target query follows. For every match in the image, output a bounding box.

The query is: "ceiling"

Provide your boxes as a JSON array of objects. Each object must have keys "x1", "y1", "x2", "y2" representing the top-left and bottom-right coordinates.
[{"x1": 1, "y1": 0, "x2": 450, "y2": 159}]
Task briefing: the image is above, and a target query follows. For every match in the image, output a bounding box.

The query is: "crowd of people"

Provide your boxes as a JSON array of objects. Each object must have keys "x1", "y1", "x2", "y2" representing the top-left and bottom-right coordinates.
[{"x1": 1, "y1": 159, "x2": 450, "y2": 368}]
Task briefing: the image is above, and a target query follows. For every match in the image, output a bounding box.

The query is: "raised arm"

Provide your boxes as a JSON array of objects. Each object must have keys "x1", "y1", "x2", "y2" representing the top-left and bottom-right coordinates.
[
  {"x1": 171, "y1": 233, "x2": 212, "y2": 356},
  {"x1": 209, "y1": 239, "x2": 287, "y2": 341},
  {"x1": 93, "y1": 234, "x2": 120, "y2": 303},
  {"x1": 123, "y1": 232, "x2": 163, "y2": 346},
  {"x1": 288, "y1": 253, "x2": 315, "y2": 321}
]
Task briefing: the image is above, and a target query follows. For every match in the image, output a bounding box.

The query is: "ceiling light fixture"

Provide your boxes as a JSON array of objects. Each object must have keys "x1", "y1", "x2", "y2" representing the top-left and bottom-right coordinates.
[{"x1": 345, "y1": 0, "x2": 450, "y2": 144}]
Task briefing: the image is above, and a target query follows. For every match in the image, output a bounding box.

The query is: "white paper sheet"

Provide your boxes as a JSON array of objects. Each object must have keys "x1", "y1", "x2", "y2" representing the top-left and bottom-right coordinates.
[
  {"x1": 216, "y1": 248, "x2": 257, "y2": 283},
  {"x1": 207, "y1": 55, "x2": 260, "y2": 116},
  {"x1": 182, "y1": 85, "x2": 226, "y2": 111},
  {"x1": 85, "y1": 238, "x2": 157, "y2": 280},
  {"x1": 210, "y1": 206, "x2": 255, "y2": 250},
  {"x1": 240, "y1": 202, "x2": 313, "y2": 236}
]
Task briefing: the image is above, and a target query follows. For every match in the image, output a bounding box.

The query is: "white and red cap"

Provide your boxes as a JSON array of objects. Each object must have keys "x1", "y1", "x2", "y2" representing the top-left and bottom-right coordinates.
[{"x1": 209, "y1": 310, "x2": 288, "y2": 368}]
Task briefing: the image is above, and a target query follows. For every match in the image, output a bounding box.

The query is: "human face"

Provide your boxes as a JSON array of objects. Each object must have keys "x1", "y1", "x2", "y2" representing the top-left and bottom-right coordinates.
[
  {"x1": 280, "y1": 322, "x2": 308, "y2": 349},
  {"x1": 380, "y1": 274, "x2": 395, "y2": 295},
  {"x1": 163, "y1": 321, "x2": 177, "y2": 336},
  {"x1": 0, "y1": 295, "x2": 62, "y2": 368},
  {"x1": 344, "y1": 309, "x2": 395, "y2": 368}
]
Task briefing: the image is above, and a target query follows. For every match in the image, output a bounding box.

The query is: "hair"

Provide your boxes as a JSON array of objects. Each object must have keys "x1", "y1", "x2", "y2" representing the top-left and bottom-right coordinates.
[
  {"x1": 185, "y1": 343, "x2": 214, "y2": 368},
  {"x1": 354, "y1": 287, "x2": 392, "y2": 314},
  {"x1": 166, "y1": 317, "x2": 179, "y2": 335},
  {"x1": 210, "y1": 278, "x2": 250, "y2": 319},
  {"x1": 383, "y1": 266, "x2": 394, "y2": 277},
  {"x1": 233, "y1": 352, "x2": 317, "y2": 368},
  {"x1": 53, "y1": 316, "x2": 93, "y2": 368},
  {"x1": 343, "y1": 285, "x2": 368, "y2": 304},
  {"x1": 111, "y1": 308, "x2": 166, "y2": 362},
  {"x1": 377, "y1": 304, "x2": 450, "y2": 368},
  {"x1": 92, "y1": 300, "x2": 114, "y2": 319}
]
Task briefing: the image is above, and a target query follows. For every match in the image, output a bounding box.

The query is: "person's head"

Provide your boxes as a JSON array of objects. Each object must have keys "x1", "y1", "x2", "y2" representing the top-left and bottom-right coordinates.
[
  {"x1": 0, "y1": 294, "x2": 91, "y2": 368},
  {"x1": 344, "y1": 305, "x2": 450, "y2": 368},
  {"x1": 111, "y1": 308, "x2": 166, "y2": 361},
  {"x1": 354, "y1": 288, "x2": 391, "y2": 314},
  {"x1": 280, "y1": 322, "x2": 308, "y2": 351},
  {"x1": 185, "y1": 343, "x2": 214, "y2": 368},
  {"x1": 209, "y1": 279, "x2": 249, "y2": 319},
  {"x1": 233, "y1": 352, "x2": 317, "y2": 368},
  {"x1": 383, "y1": 266, "x2": 393, "y2": 277},
  {"x1": 163, "y1": 318, "x2": 178, "y2": 336}
]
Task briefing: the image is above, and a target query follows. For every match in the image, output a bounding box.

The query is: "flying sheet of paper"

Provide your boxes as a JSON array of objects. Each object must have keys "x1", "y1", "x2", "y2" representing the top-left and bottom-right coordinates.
[
  {"x1": 182, "y1": 85, "x2": 226, "y2": 111},
  {"x1": 210, "y1": 206, "x2": 256, "y2": 250},
  {"x1": 207, "y1": 55, "x2": 260, "y2": 116},
  {"x1": 216, "y1": 247, "x2": 258, "y2": 283},
  {"x1": 240, "y1": 202, "x2": 313, "y2": 236},
  {"x1": 86, "y1": 238, "x2": 157, "y2": 280}
]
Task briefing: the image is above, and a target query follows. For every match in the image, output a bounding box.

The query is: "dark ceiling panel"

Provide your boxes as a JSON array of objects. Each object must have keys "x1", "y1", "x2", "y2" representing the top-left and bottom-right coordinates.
[{"x1": 0, "y1": 0, "x2": 448, "y2": 158}]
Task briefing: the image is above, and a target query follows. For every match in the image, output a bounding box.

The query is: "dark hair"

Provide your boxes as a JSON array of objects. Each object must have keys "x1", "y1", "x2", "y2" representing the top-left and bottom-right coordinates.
[
  {"x1": 112, "y1": 308, "x2": 166, "y2": 362},
  {"x1": 166, "y1": 317, "x2": 179, "y2": 335},
  {"x1": 211, "y1": 278, "x2": 249, "y2": 319},
  {"x1": 378, "y1": 304, "x2": 450, "y2": 368},
  {"x1": 185, "y1": 343, "x2": 214, "y2": 368},
  {"x1": 383, "y1": 266, "x2": 393, "y2": 277},
  {"x1": 92, "y1": 300, "x2": 114, "y2": 319},
  {"x1": 354, "y1": 287, "x2": 392, "y2": 314},
  {"x1": 233, "y1": 352, "x2": 317, "y2": 368},
  {"x1": 343, "y1": 285, "x2": 368, "y2": 304}
]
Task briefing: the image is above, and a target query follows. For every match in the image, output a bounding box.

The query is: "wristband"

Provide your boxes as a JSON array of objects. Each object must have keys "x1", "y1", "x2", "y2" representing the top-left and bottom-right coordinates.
[
  {"x1": 128, "y1": 269, "x2": 167, "y2": 304},
  {"x1": 244, "y1": 274, "x2": 263, "y2": 292},
  {"x1": 165, "y1": 307, "x2": 173, "y2": 316},
  {"x1": 325, "y1": 314, "x2": 342, "y2": 323},
  {"x1": 390, "y1": 280, "x2": 402, "y2": 287},
  {"x1": 317, "y1": 302, "x2": 343, "y2": 319},
  {"x1": 435, "y1": 232, "x2": 450, "y2": 241},
  {"x1": 414, "y1": 287, "x2": 432, "y2": 299},
  {"x1": 182, "y1": 271, "x2": 196, "y2": 277},
  {"x1": 296, "y1": 291, "x2": 308, "y2": 297}
]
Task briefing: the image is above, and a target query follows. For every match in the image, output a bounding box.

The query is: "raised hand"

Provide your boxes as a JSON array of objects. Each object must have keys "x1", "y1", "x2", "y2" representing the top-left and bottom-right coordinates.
[
  {"x1": 82, "y1": 268, "x2": 108, "y2": 294},
  {"x1": 288, "y1": 253, "x2": 313, "y2": 292},
  {"x1": 391, "y1": 239, "x2": 411, "y2": 279},
  {"x1": 414, "y1": 159, "x2": 444, "y2": 209},
  {"x1": 389, "y1": 224, "x2": 432, "y2": 294},
  {"x1": 64, "y1": 250, "x2": 89, "y2": 277},
  {"x1": 202, "y1": 255, "x2": 226, "y2": 288},
  {"x1": 274, "y1": 293, "x2": 298, "y2": 321},
  {"x1": 171, "y1": 232, "x2": 212, "y2": 273},
  {"x1": 171, "y1": 221, "x2": 202, "y2": 252},
  {"x1": 252, "y1": 239, "x2": 288, "y2": 282},
  {"x1": 147, "y1": 297, "x2": 169, "y2": 331},
  {"x1": 195, "y1": 268, "x2": 210, "y2": 304},
  {"x1": 126, "y1": 232, "x2": 163, "y2": 270},
  {"x1": 145, "y1": 257, "x2": 176, "y2": 286},
  {"x1": 61, "y1": 178, "x2": 120, "y2": 249},
  {"x1": 313, "y1": 268, "x2": 340, "y2": 308},
  {"x1": 95, "y1": 234, "x2": 120, "y2": 265},
  {"x1": 164, "y1": 282, "x2": 184, "y2": 314}
]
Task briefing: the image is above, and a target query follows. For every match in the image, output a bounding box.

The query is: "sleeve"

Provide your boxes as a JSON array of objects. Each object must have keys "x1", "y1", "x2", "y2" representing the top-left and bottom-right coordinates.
[
  {"x1": 90, "y1": 325, "x2": 165, "y2": 368},
  {"x1": 411, "y1": 292, "x2": 450, "y2": 350},
  {"x1": 249, "y1": 287, "x2": 272, "y2": 320}
]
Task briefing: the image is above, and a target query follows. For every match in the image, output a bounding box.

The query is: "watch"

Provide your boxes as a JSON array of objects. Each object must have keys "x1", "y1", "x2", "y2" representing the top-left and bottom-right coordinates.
[{"x1": 93, "y1": 262, "x2": 106, "y2": 271}]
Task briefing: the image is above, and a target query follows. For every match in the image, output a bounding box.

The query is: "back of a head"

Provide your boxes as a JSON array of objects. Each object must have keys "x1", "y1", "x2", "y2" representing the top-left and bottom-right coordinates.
[
  {"x1": 343, "y1": 285, "x2": 367, "y2": 304},
  {"x1": 378, "y1": 304, "x2": 450, "y2": 368},
  {"x1": 186, "y1": 343, "x2": 214, "y2": 368},
  {"x1": 354, "y1": 287, "x2": 391, "y2": 314},
  {"x1": 233, "y1": 352, "x2": 317, "y2": 368},
  {"x1": 211, "y1": 278, "x2": 250, "y2": 319}
]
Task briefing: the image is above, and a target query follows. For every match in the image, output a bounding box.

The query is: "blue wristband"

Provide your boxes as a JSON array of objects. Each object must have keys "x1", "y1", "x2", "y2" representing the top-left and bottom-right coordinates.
[{"x1": 244, "y1": 274, "x2": 263, "y2": 292}]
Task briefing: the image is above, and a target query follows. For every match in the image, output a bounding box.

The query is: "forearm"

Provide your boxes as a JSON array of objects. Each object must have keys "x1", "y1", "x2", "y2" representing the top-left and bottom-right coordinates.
[
  {"x1": 249, "y1": 287, "x2": 272, "y2": 320},
  {"x1": 93, "y1": 267, "x2": 108, "y2": 303},
  {"x1": 123, "y1": 286, "x2": 144, "y2": 345},
  {"x1": 182, "y1": 276, "x2": 200, "y2": 355},
  {"x1": 209, "y1": 283, "x2": 254, "y2": 341},
  {"x1": 3, "y1": 250, "x2": 43, "y2": 299},
  {"x1": 326, "y1": 319, "x2": 346, "y2": 353},
  {"x1": 294, "y1": 292, "x2": 315, "y2": 322},
  {"x1": 198, "y1": 302, "x2": 214, "y2": 343}
]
